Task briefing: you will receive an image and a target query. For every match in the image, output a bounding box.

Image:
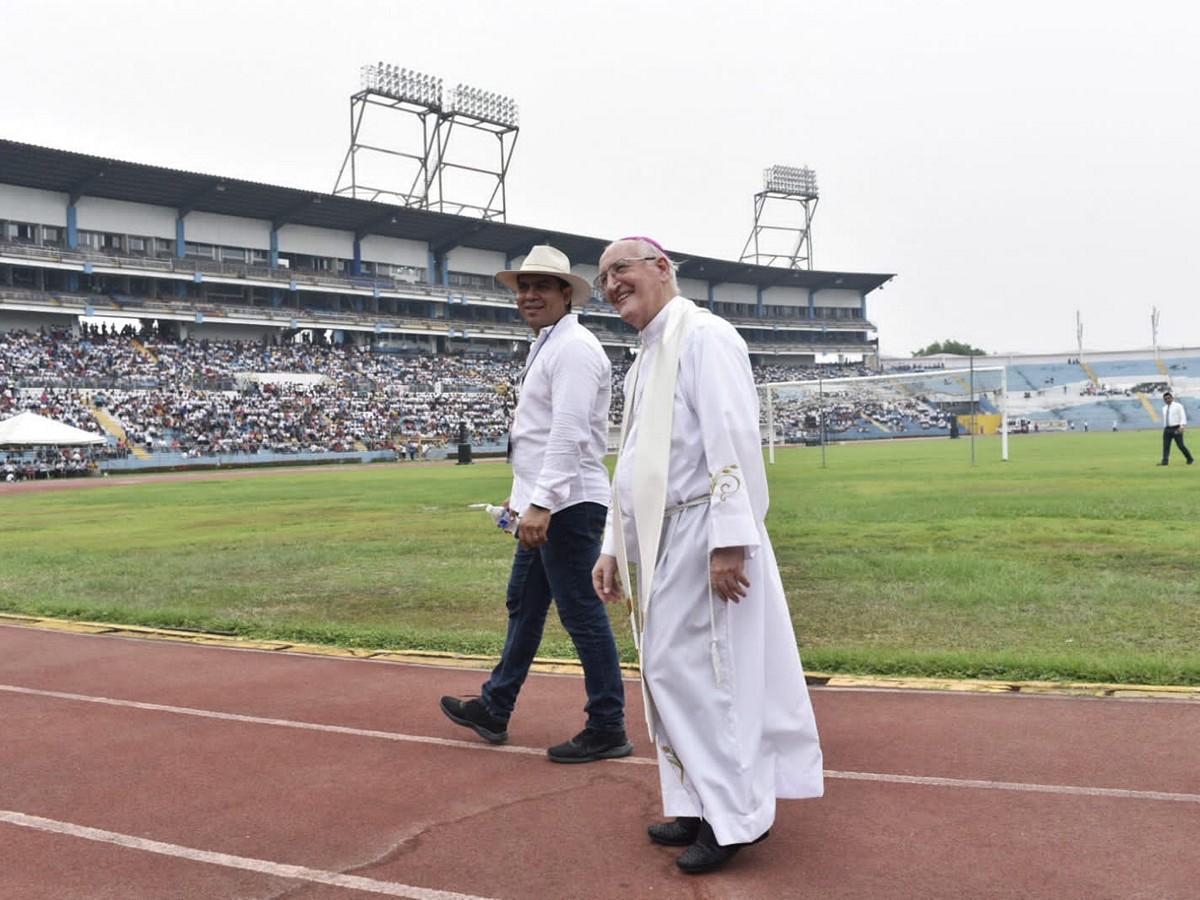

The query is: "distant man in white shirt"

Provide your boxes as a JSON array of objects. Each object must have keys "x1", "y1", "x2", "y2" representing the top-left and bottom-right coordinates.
[
  {"x1": 440, "y1": 245, "x2": 631, "y2": 763},
  {"x1": 1158, "y1": 391, "x2": 1194, "y2": 466},
  {"x1": 592, "y1": 236, "x2": 823, "y2": 874}
]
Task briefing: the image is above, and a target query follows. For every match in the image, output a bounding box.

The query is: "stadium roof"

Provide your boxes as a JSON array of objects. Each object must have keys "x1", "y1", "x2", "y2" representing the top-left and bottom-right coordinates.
[{"x1": 0, "y1": 139, "x2": 893, "y2": 293}]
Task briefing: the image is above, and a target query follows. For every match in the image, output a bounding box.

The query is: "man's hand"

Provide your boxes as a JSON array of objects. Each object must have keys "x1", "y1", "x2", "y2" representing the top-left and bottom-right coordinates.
[
  {"x1": 592, "y1": 553, "x2": 624, "y2": 604},
  {"x1": 710, "y1": 546, "x2": 750, "y2": 602},
  {"x1": 517, "y1": 504, "x2": 551, "y2": 549}
]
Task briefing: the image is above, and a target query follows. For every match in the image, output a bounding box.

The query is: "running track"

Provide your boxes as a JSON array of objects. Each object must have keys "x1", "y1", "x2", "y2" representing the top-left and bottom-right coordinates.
[{"x1": 1, "y1": 623, "x2": 1197, "y2": 899}]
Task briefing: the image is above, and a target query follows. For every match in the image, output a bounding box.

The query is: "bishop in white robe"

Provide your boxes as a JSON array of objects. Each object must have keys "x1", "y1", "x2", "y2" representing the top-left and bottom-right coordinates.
[{"x1": 593, "y1": 237, "x2": 823, "y2": 871}]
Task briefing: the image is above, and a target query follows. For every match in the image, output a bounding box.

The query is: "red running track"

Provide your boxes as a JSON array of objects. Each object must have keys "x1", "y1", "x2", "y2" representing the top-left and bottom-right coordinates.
[{"x1": 1, "y1": 623, "x2": 1197, "y2": 899}]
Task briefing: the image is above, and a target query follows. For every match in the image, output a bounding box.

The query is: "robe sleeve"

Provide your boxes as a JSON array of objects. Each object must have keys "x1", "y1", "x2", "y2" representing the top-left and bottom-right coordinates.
[{"x1": 685, "y1": 322, "x2": 763, "y2": 557}]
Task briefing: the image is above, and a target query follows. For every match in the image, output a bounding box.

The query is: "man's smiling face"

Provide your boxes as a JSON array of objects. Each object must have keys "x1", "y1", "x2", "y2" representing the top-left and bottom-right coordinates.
[{"x1": 516, "y1": 274, "x2": 571, "y2": 332}]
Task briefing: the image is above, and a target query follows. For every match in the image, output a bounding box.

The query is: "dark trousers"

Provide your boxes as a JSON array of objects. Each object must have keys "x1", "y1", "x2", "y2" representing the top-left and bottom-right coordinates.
[
  {"x1": 1162, "y1": 426, "x2": 1193, "y2": 464},
  {"x1": 481, "y1": 501, "x2": 626, "y2": 732}
]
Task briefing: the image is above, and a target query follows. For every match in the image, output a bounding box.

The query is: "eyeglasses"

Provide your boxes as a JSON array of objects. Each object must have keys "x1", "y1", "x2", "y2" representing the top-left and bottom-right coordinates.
[{"x1": 592, "y1": 256, "x2": 659, "y2": 293}]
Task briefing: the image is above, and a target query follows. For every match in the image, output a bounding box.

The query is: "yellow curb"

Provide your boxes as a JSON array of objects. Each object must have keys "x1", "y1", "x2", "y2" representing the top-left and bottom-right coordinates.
[
  {"x1": 808, "y1": 672, "x2": 1200, "y2": 701},
  {"x1": 284, "y1": 644, "x2": 379, "y2": 658},
  {"x1": 23, "y1": 619, "x2": 118, "y2": 635},
  {"x1": 820, "y1": 675, "x2": 1016, "y2": 693},
  {"x1": 1110, "y1": 688, "x2": 1200, "y2": 700},
  {"x1": 2, "y1": 613, "x2": 1197, "y2": 700},
  {"x1": 131, "y1": 632, "x2": 293, "y2": 651},
  {"x1": 370, "y1": 651, "x2": 496, "y2": 668}
]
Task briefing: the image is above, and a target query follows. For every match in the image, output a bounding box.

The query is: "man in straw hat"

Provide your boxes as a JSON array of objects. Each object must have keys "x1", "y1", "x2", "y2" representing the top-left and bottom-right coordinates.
[
  {"x1": 440, "y1": 245, "x2": 632, "y2": 763},
  {"x1": 592, "y1": 236, "x2": 823, "y2": 873}
]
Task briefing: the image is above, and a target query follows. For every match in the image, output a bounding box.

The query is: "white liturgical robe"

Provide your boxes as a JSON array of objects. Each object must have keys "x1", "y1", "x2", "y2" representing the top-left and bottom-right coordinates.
[{"x1": 602, "y1": 296, "x2": 824, "y2": 846}]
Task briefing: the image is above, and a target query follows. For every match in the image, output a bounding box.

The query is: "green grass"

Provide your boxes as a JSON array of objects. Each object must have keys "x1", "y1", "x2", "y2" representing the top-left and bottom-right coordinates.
[{"x1": 2, "y1": 431, "x2": 1198, "y2": 684}]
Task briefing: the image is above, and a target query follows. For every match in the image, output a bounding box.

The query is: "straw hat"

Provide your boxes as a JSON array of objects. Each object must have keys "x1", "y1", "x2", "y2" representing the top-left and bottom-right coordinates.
[{"x1": 495, "y1": 245, "x2": 592, "y2": 306}]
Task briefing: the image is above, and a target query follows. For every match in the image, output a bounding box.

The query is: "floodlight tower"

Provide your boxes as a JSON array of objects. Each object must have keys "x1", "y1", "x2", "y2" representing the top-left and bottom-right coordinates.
[
  {"x1": 333, "y1": 63, "x2": 445, "y2": 206},
  {"x1": 333, "y1": 63, "x2": 520, "y2": 221},
  {"x1": 739, "y1": 164, "x2": 819, "y2": 269},
  {"x1": 434, "y1": 82, "x2": 520, "y2": 221}
]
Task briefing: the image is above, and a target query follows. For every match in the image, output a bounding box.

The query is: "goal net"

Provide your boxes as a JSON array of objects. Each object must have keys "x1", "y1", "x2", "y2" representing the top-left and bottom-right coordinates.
[{"x1": 759, "y1": 366, "x2": 1009, "y2": 462}]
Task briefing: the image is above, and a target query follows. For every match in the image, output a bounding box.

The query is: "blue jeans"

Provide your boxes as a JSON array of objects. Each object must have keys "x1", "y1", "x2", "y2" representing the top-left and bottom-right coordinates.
[{"x1": 481, "y1": 501, "x2": 626, "y2": 732}]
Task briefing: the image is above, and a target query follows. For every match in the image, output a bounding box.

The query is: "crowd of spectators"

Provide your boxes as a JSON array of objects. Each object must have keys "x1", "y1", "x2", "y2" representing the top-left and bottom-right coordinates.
[
  {"x1": 0, "y1": 383, "x2": 106, "y2": 434},
  {"x1": 771, "y1": 393, "x2": 951, "y2": 439},
  {"x1": 1, "y1": 383, "x2": 128, "y2": 476},
  {"x1": 753, "y1": 362, "x2": 873, "y2": 383},
  {"x1": 1, "y1": 325, "x2": 518, "y2": 392},
  {"x1": 100, "y1": 382, "x2": 511, "y2": 457},
  {"x1": 1, "y1": 327, "x2": 878, "y2": 460},
  {"x1": 3, "y1": 448, "x2": 98, "y2": 481}
]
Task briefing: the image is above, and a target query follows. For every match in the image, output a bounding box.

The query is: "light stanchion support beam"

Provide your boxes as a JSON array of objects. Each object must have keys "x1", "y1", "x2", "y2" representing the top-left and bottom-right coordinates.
[
  {"x1": 740, "y1": 164, "x2": 819, "y2": 270},
  {"x1": 333, "y1": 63, "x2": 520, "y2": 222}
]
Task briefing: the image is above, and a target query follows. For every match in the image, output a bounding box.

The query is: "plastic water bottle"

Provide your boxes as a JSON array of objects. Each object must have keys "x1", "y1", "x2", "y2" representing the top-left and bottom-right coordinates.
[{"x1": 469, "y1": 503, "x2": 520, "y2": 535}]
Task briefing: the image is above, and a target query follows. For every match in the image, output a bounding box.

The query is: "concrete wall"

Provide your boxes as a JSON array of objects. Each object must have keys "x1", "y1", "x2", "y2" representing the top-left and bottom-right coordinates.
[
  {"x1": 763, "y1": 286, "x2": 808, "y2": 307},
  {"x1": 76, "y1": 197, "x2": 176, "y2": 238},
  {"x1": 360, "y1": 235, "x2": 428, "y2": 268},
  {"x1": 278, "y1": 224, "x2": 354, "y2": 258},
  {"x1": 183, "y1": 322, "x2": 282, "y2": 342},
  {"x1": 0, "y1": 309, "x2": 78, "y2": 333},
  {"x1": 813, "y1": 287, "x2": 861, "y2": 308},
  {"x1": 446, "y1": 247, "x2": 505, "y2": 276},
  {"x1": 187, "y1": 211, "x2": 271, "y2": 249},
  {"x1": 0, "y1": 185, "x2": 68, "y2": 226},
  {"x1": 712, "y1": 282, "x2": 758, "y2": 303},
  {"x1": 677, "y1": 277, "x2": 708, "y2": 301}
]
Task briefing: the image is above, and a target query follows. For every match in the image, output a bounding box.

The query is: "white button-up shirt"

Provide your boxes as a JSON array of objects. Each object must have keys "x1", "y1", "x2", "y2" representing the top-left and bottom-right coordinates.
[
  {"x1": 509, "y1": 313, "x2": 611, "y2": 514},
  {"x1": 1163, "y1": 400, "x2": 1188, "y2": 427}
]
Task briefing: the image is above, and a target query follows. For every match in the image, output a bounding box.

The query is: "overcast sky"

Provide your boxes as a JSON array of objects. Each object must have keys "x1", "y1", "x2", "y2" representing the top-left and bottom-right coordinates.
[{"x1": 5, "y1": 0, "x2": 1199, "y2": 357}]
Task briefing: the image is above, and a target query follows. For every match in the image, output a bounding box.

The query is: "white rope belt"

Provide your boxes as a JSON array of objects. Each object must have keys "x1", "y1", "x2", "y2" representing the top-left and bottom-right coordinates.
[{"x1": 664, "y1": 494, "x2": 709, "y2": 517}]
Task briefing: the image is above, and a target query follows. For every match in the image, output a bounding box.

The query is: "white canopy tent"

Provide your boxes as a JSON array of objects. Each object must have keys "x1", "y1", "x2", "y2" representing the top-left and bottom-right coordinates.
[{"x1": 0, "y1": 411, "x2": 106, "y2": 447}]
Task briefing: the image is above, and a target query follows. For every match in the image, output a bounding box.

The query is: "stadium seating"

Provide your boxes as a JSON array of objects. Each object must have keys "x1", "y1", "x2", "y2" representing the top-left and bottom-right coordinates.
[{"x1": 1, "y1": 328, "x2": 869, "y2": 469}]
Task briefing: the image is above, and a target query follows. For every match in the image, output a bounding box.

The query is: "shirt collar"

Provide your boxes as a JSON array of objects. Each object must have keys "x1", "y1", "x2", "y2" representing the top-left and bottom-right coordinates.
[
  {"x1": 640, "y1": 296, "x2": 683, "y2": 348},
  {"x1": 532, "y1": 312, "x2": 575, "y2": 346}
]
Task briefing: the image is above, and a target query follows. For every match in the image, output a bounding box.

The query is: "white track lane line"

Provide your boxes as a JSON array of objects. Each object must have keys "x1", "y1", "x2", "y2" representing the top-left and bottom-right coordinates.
[
  {"x1": 824, "y1": 770, "x2": 1200, "y2": 803},
  {"x1": 3, "y1": 683, "x2": 1199, "y2": 804},
  {"x1": 0, "y1": 810, "x2": 493, "y2": 900}
]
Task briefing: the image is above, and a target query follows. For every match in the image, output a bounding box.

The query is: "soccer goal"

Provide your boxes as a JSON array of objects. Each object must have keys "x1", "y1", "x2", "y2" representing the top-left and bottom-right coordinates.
[{"x1": 759, "y1": 365, "x2": 1009, "y2": 464}]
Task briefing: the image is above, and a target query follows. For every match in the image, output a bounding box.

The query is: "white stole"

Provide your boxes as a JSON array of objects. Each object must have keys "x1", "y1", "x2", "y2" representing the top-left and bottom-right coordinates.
[{"x1": 611, "y1": 297, "x2": 709, "y2": 648}]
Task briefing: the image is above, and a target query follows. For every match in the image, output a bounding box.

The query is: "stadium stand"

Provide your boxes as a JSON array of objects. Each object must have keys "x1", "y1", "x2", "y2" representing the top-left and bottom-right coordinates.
[
  {"x1": 8, "y1": 141, "x2": 1193, "y2": 471},
  {"x1": 882, "y1": 352, "x2": 1200, "y2": 435},
  {"x1": 1, "y1": 328, "x2": 873, "y2": 470},
  {"x1": 0, "y1": 140, "x2": 888, "y2": 359},
  {"x1": 0, "y1": 139, "x2": 895, "y2": 469}
]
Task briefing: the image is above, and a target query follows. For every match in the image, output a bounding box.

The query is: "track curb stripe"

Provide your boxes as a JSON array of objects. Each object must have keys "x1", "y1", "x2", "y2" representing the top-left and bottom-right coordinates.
[{"x1": 3, "y1": 613, "x2": 1199, "y2": 699}]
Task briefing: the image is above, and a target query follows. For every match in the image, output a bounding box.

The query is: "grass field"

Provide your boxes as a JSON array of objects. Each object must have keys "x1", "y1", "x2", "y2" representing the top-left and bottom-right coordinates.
[{"x1": 2, "y1": 430, "x2": 1198, "y2": 684}]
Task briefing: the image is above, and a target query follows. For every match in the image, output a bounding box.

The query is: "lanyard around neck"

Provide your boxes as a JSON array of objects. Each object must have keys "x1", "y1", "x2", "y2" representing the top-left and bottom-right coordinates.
[{"x1": 518, "y1": 321, "x2": 559, "y2": 387}]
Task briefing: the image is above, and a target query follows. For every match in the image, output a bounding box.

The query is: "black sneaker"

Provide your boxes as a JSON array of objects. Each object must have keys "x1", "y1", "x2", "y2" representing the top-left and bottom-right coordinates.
[
  {"x1": 547, "y1": 727, "x2": 633, "y2": 763},
  {"x1": 439, "y1": 696, "x2": 508, "y2": 744}
]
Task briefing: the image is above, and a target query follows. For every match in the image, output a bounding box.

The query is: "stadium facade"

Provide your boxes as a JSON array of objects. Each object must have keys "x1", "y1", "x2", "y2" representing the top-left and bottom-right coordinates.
[{"x1": 0, "y1": 139, "x2": 892, "y2": 361}]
